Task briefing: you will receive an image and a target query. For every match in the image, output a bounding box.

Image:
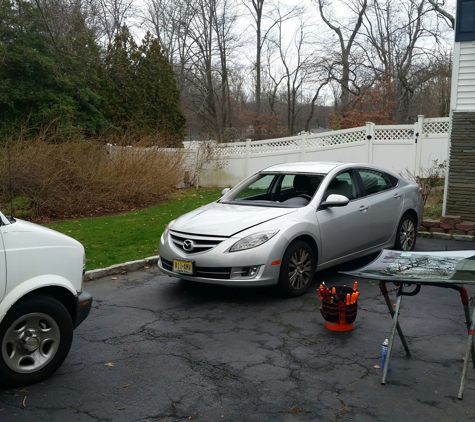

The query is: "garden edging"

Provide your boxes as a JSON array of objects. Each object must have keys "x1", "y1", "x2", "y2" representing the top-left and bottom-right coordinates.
[
  {"x1": 419, "y1": 215, "x2": 475, "y2": 242},
  {"x1": 83, "y1": 256, "x2": 159, "y2": 282}
]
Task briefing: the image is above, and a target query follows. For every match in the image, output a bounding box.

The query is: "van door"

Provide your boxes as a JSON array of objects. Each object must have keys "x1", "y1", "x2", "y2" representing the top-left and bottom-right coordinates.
[{"x1": 0, "y1": 229, "x2": 5, "y2": 301}]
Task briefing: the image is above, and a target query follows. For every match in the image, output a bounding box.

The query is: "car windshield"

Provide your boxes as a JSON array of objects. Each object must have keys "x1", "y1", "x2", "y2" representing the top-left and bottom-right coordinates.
[{"x1": 221, "y1": 173, "x2": 324, "y2": 207}]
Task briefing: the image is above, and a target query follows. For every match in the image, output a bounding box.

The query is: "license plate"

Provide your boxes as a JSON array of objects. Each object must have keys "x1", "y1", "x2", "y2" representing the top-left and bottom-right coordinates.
[{"x1": 173, "y1": 259, "x2": 194, "y2": 275}]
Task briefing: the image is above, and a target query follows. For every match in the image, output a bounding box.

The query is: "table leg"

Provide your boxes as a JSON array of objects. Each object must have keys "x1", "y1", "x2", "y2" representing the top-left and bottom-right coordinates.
[
  {"x1": 382, "y1": 285, "x2": 404, "y2": 384},
  {"x1": 459, "y1": 286, "x2": 475, "y2": 369},
  {"x1": 379, "y1": 281, "x2": 410, "y2": 356},
  {"x1": 458, "y1": 304, "x2": 475, "y2": 399}
]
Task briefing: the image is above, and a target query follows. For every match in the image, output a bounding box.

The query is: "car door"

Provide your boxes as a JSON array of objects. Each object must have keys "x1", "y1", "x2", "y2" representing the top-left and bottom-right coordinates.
[
  {"x1": 356, "y1": 168, "x2": 403, "y2": 245},
  {"x1": 0, "y1": 228, "x2": 6, "y2": 302},
  {"x1": 316, "y1": 170, "x2": 373, "y2": 264}
]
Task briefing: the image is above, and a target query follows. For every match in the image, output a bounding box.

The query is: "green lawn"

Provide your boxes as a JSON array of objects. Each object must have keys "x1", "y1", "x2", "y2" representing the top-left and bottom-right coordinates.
[{"x1": 45, "y1": 188, "x2": 223, "y2": 271}]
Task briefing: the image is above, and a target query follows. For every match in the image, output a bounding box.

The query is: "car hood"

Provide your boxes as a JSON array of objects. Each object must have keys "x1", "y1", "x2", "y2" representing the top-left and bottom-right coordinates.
[{"x1": 171, "y1": 202, "x2": 298, "y2": 236}]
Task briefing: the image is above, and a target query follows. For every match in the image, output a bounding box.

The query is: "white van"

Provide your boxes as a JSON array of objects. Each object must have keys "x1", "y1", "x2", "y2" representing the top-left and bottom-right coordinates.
[{"x1": 0, "y1": 211, "x2": 92, "y2": 387}]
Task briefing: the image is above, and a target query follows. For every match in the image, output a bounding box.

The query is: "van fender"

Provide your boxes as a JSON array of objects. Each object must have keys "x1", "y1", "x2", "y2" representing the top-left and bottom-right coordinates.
[{"x1": 0, "y1": 275, "x2": 77, "y2": 324}]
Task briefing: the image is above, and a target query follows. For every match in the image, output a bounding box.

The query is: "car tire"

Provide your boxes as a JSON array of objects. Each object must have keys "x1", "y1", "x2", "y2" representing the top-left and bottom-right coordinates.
[
  {"x1": 278, "y1": 240, "x2": 316, "y2": 297},
  {"x1": 394, "y1": 213, "x2": 417, "y2": 251},
  {"x1": 0, "y1": 294, "x2": 73, "y2": 388}
]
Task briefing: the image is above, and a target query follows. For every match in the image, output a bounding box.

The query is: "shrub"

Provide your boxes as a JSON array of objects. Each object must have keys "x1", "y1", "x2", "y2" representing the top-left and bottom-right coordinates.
[
  {"x1": 0, "y1": 138, "x2": 185, "y2": 220},
  {"x1": 400, "y1": 159, "x2": 447, "y2": 205}
]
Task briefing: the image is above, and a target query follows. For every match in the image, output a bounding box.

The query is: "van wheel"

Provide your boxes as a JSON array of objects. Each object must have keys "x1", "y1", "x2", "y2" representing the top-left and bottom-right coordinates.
[
  {"x1": 278, "y1": 241, "x2": 315, "y2": 297},
  {"x1": 394, "y1": 214, "x2": 417, "y2": 251},
  {"x1": 0, "y1": 294, "x2": 73, "y2": 388}
]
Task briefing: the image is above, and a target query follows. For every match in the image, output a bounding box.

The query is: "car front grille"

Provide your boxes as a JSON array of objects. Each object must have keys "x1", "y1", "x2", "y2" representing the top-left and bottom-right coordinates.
[
  {"x1": 159, "y1": 258, "x2": 232, "y2": 280},
  {"x1": 169, "y1": 231, "x2": 227, "y2": 254}
]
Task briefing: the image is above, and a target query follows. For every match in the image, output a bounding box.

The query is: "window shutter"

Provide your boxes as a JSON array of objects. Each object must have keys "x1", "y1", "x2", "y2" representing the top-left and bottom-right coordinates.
[{"x1": 456, "y1": 0, "x2": 475, "y2": 41}]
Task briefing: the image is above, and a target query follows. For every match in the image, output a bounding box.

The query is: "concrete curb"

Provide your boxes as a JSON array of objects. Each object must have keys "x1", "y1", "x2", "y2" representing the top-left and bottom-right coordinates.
[
  {"x1": 418, "y1": 231, "x2": 475, "y2": 242},
  {"x1": 83, "y1": 256, "x2": 160, "y2": 281}
]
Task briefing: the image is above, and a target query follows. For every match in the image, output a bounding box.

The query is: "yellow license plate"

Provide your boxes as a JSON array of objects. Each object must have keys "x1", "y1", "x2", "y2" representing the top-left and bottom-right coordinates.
[{"x1": 173, "y1": 259, "x2": 193, "y2": 275}]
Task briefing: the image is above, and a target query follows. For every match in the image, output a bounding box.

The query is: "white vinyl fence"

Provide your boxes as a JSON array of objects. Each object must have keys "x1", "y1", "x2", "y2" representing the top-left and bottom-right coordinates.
[
  {"x1": 106, "y1": 115, "x2": 450, "y2": 188},
  {"x1": 192, "y1": 115, "x2": 449, "y2": 187}
]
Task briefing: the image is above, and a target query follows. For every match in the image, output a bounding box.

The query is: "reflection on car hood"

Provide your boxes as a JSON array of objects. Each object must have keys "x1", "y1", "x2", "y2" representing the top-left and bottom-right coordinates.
[{"x1": 171, "y1": 202, "x2": 297, "y2": 236}]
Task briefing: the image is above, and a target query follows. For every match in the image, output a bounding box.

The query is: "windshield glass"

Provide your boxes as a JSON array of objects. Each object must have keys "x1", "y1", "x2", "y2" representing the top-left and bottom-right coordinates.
[{"x1": 223, "y1": 173, "x2": 324, "y2": 207}]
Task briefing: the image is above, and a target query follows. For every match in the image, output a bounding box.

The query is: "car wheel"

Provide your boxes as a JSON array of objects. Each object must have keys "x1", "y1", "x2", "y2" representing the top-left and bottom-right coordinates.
[
  {"x1": 278, "y1": 241, "x2": 316, "y2": 297},
  {"x1": 0, "y1": 294, "x2": 73, "y2": 388},
  {"x1": 394, "y1": 214, "x2": 417, "y2": 251}
]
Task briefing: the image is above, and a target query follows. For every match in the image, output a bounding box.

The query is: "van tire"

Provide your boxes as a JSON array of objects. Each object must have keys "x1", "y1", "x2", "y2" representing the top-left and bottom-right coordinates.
[{"x1": 0, "y1": 294, "x2": 73, "y2": 388}]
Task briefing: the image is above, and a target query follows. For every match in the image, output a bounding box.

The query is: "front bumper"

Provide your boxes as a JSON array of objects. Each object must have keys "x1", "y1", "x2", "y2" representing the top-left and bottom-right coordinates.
[
  {"x1": 158, "y1": 257, "x2": 280, "y2": 286},
  {"x1": 158, "y1": 231, "x2": 290, "y2": 287},
  {"x1": 74, "y1": 290, "x2": 93, "y2": 329}
]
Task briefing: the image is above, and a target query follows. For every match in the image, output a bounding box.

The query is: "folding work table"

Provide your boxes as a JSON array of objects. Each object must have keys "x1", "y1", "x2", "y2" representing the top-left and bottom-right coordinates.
[{"x1": 343, "y1": 249, "x2": 475, "y2": 399}]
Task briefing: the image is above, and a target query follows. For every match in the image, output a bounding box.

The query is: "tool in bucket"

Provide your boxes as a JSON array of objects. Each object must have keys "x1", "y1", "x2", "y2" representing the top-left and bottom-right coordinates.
[{"x1": 317, "y1": 281, "x2": 359, "y2": 331}]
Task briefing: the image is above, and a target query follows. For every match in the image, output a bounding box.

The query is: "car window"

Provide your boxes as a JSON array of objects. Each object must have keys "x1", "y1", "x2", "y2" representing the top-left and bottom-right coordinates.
[
  {"x1": 281, "y1": 175, "x2": 294, "y2": 189},
  {"x1": 323, "y1": 171, "x2": 360, "y2": 200},
  {"x1": 279, "y1": 175, "x2": 322, "y2": 195},
  {"x1": 358, "y1": 169, "x2": 398, "y2": 196},
  {"x1": 234, "y1": 174, "x2": 276, "y2": 200}
]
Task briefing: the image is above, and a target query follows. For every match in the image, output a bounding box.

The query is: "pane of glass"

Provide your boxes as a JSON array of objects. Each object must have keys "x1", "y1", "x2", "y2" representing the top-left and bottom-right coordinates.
[
  {"x1": 234, "y1": 174, "x2": 275, "y2": 200},
  {"x1": 359, "y1": 169, "x2": 390, "y2": 194}
]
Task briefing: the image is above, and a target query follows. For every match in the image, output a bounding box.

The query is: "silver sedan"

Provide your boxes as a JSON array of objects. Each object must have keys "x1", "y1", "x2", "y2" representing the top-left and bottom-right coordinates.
[{"x1": 158, "y1": 161, "x2": 424, "y2": 296}]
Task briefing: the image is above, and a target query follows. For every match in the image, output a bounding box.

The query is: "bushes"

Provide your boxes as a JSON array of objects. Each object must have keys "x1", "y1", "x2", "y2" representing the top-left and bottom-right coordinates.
[{"x1": 0, "y1": 139, "x2": 185, "y2": 221}]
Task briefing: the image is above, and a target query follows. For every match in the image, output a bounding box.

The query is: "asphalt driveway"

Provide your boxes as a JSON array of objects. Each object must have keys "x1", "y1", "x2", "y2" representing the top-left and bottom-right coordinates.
[{"x1": 1, "y1": 238, "x2": 475, "y2": 421}]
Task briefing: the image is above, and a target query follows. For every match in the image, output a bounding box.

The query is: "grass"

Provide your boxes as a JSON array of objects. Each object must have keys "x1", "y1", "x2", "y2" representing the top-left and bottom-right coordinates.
[
  {"x1": 422, "y1": 186, "x2": 444, "y2": 220},
  {"x1": 45, "y1": 188, "x2": 223, "y2": 271}
]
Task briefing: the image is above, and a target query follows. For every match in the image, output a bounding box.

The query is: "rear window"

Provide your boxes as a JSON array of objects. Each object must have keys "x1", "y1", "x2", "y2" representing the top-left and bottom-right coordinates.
[{"x1": 358, "y1": 169, "x2": 398, "y2": 195}]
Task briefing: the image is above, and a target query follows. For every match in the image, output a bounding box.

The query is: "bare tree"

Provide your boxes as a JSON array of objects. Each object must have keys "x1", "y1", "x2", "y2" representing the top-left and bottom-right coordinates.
[
  {"x1": 361, "y1": 0, "x2": 452, "y2": 122},
  {"x1": 143, "y1": 0, "x2": 196, "y2": 92},
  {"x1": 316, "y1": 0, "x2": 368, "y2": 110},
  {"x1": 272, "y1": 12, "x2": 315, "y2": 134},
  {"x1": 94, "y1": 0, "x2": 137, "y2": 46},
  {"x1": 213, "y1": 0, "x2": 240, "y2": 134},
  {"x1": 427, "y1": 0, "x2": 454, "y2": 29},
  {"x1": 243, "y1": 0, "x2": 266, "y2": 115},
  {"x1": 242, "y1": 0, "x2": 300, "y2": 116}
]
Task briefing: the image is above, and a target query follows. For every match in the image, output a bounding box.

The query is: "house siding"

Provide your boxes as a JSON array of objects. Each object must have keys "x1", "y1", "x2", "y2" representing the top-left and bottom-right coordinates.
[
  {"x1": 446, "y1": 112, "x2": 475, "y2": 220},
  {"x1": 445, "y1": 38, "x2": 475, "y2": 220},
  {"x1": 453, "y1": 43, "x2": 475, "y2": 111}
]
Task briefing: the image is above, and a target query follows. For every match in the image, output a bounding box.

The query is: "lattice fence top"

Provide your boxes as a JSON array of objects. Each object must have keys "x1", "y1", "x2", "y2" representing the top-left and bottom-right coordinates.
[
  {"x1": 212, "y1": 144, "x2": 247, "y2": 156},
  {"x1": 208, "y1": 117, "x2": 449, "y2": 157},
  {"x1": 311, "y1": 129, "x2": 366, "y2": 147},
  {"x1": 211, "y1": 128, "x2": 366, "y2": 156},
  {"x1": 374, "y1": 128, "x2": 415, "y2": 141},
  {"x1": 423, "y1": 120, "x2": 450, "y2": 135},
  {"x1": 250, "y1": 138, "x2": 301, "y2": 154}
]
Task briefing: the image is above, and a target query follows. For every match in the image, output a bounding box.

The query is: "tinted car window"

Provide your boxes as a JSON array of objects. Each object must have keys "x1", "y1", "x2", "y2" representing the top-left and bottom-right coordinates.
[
  {"x1": 358, "y1": 169, "x2": 398, "y2": 195},
  {"x1": 323, "y1": 171, "x2": 360, "y2": 200}
]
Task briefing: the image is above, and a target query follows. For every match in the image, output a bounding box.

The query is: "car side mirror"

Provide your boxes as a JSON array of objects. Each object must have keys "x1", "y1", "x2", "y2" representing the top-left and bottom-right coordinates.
[
  {"x1": 319, "y1": 194, "x2": 349, "y2": 210},
  {"x1": 221, "y1": 187, "x2": 231, "y2": 197}
]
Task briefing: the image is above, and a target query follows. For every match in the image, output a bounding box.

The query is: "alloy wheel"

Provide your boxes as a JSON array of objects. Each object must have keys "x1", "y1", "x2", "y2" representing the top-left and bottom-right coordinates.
[{"x1": 288, "y1": 248, "x2": 313, "y2": 290}]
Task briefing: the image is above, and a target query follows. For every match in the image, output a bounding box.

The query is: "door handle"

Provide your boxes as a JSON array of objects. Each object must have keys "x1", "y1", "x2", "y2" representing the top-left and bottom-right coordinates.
[
  {"x1": 393, "y1": 193, "x2": 402, "y2": 199},
  {"x1": 359, "y1": 205, "x2": 369, "y2": 212}
]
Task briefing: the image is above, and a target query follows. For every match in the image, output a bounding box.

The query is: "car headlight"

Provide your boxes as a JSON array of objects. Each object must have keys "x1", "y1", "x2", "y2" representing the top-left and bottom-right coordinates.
[
  {"x1": 229, "y1": 230, "x2": 279, "y2": 252},
  {"x1": 162, "y1": 219, "x2": 176, "y2": 239}
]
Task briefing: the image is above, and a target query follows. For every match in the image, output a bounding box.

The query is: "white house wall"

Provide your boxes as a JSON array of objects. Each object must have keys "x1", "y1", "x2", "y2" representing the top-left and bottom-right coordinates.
[{"x1": 451, "y1": 42, "x2": 475, "y2": 112}]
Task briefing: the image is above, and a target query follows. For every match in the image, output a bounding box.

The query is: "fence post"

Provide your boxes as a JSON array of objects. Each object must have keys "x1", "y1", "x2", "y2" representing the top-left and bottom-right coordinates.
[
  {"x1": 245, "y1": 139, "x2": 251, "y2": 177},
  {"x1": 365, "y1": 122, "x2": 374, "y2": 164},
  {"x1": 414, "y1": 115, "x2": 424, "y2": 177}
]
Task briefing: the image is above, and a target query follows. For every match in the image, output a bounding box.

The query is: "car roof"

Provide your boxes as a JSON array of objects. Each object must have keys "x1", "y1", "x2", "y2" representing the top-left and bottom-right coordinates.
[{"x1": 260, "y1": 161, "x2": 348, "y2": 174}]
